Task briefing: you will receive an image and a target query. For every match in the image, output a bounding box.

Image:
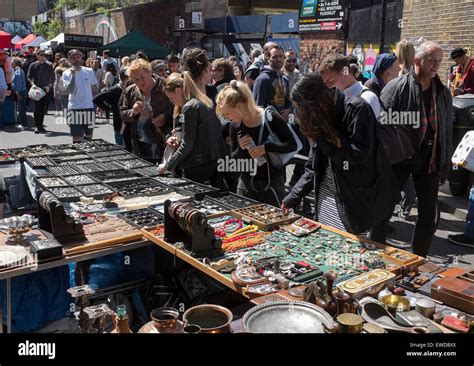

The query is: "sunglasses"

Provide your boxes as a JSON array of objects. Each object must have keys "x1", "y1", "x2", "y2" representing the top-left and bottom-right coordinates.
[{"x1": 286, "y1": 59, "x2": 297, "y2": 63}]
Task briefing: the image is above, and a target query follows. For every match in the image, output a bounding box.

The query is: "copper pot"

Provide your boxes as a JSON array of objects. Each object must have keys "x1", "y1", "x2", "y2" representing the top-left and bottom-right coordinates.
[
  {"x1": 150, "y1": 307, "x2": 180, "y2": 331},
  {"x1": 183, "y1": 304, "x2": 233, "y2": 333}
]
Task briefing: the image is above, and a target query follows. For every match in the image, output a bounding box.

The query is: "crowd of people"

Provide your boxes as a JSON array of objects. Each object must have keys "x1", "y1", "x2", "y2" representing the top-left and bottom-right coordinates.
[{"x1": 1, "y1": 39, "x2": 474, "y2": 257}]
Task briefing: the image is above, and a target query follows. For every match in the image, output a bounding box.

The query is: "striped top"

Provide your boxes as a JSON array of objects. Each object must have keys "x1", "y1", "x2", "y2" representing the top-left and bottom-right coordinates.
[{"x1": 316, "y1": 164, "x2": 345, "y2": 231}]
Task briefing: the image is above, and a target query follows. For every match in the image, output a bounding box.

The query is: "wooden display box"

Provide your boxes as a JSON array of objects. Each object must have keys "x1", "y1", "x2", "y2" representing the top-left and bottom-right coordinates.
[{"x1": 431, "y1": 272, "x2": 474, "y2": 314}]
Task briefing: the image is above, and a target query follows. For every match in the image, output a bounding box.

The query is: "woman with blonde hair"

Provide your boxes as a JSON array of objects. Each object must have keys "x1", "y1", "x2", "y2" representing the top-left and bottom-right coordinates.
[
  {"x1": 395, "y1": 40, "x2": 415, "y2": 75},
  {"x1": 157, "y1": 72, "x2": 225, "y2": 183},
  {"x1": 216, "y1": 80, "x2": 297, "y2": 206},
  {"x1": 120, "y1": 58, "x2": 172, "y2": 160},
  {"x1": 121, "y1": 56, "x2": 130, "y2": 68}
]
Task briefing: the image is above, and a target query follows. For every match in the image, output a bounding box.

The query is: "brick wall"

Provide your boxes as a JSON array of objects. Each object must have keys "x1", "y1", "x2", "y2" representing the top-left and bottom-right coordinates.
[
  {"x1": 401, "y1": 0, "x2": 474, "y2": 82},
  {"x1": 300, "y1": 33, "x2": 345, "y2": 72}
]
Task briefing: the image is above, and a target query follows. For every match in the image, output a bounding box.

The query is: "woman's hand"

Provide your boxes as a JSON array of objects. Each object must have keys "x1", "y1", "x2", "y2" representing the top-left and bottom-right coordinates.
[
  {"x1": 166, "y1": 136, "x2": 180, "y2": 149},
  {"x1": 157, "y1": 163, "x2": 167, "y2": 174},
  {"x1": 248, "y1": 145, "x2": 265, "y2": 159},
  {"x1": 152, "y1": 114, "x2": 166, "y2": 128},
  {"x1": 281, "y1": 202, "x2": 291, "y2": 215},
  {"x1": 132, "y1": 101, "x2": 144, "y2": 115},
  {"x1": 238, "y1": 134, "x2": 253, "y2": 150}
]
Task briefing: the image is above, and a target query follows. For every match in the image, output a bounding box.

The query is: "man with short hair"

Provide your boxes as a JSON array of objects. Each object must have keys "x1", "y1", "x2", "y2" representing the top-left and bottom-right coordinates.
[
  {"x1": 166, "y1": 54, "x2": 180, "y2": 75},
  {"x1": 364, "y1": 53, "x2": 400, "y2": 97},
  {"x1": 27, "y1": 49, "x2": 54, "y2": 133},
  {"x1": 450, "y1": 47, "x2": 474, "y2": 95},
  {"x1": 150, "y1": 60, "x2": 167, "y2": 79},
  {"x1": 319, "y1": 53, "x2": 381, "y2": 117},
  {"x1": 62, "y1": 49, "x2": 99, "y2": 143},
  {"x1": 101, "y1": 50, "x2": 118, "y2": 71},
  {"x1": 252, "y1": 45, "x2": 292, "y2": 121},
  {"x1": 370, "y1": 41, "x2": 453, "y2": 257},
  {"x1": 283, "y1": 50, "x2": 300, "y2": 92},
  {"x1": 211, "y1": 58, "x2": 234, "y2": 92},
  {"x1": 245, "y1": 42, "x2": 278, "y2": 90}
]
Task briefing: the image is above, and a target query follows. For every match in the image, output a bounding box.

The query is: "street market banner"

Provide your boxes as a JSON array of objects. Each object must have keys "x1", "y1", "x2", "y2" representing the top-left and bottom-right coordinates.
[{"x1": 298, "y1": 0, "x2": 348, "y2": 33}]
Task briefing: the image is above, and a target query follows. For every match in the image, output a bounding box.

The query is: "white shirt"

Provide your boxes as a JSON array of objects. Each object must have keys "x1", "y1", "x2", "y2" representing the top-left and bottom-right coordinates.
[
  {"x1": 344, "y1": 81, "x2": 381, "y2": 117},
  {"x1": 62, "y1": 67, "x2": 98, "y2": 109}
]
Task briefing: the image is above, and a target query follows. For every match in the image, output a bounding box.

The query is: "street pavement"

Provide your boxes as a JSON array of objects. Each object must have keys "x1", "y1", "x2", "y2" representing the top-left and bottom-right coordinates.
[{"x1": 1, "y1": 110, "x2": 473, "y2": 270}]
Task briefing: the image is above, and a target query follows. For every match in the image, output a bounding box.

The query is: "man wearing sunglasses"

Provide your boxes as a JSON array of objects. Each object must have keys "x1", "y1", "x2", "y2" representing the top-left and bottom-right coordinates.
[{"x1": 283, "y1": 50, "x2": 300, "y2": 92}]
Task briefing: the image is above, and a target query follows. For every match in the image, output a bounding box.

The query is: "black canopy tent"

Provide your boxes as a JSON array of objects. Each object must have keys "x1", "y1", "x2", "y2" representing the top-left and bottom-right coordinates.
[{"x1": 97, "y1": 30, "x2": 170, "y2": 59}]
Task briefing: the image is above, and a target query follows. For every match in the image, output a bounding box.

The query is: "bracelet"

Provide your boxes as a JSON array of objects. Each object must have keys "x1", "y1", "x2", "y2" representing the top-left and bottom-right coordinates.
[{"x1": 223, "y1": 219, "x2": 242, "y2": 234}]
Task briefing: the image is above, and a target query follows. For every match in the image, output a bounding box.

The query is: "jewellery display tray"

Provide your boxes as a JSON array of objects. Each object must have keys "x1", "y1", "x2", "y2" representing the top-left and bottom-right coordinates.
[
  {"x1": 46, "y1": 186, "x2": 83, "y2": 203},
  {"x1": 133, "y1": 166, "x2": 160, "y2": 177},
  {"x1": 161, "y1": 197, "x2": 230, "y2": 217},
  {"x1": 26, "y1": 144, "x2": 59, "y2": 156},
  {"x1": 47, "y1": 165, "x2": 81, "y2": 176},
  {"x1": 86, "y1": 150, "x2": 129, "y2": 158},
  {"x1": 77, "y1": 162, "x2": 124, "y2": 173},
  {"x1": 26, "y1": 156, "x2": 55, "y2": 169},
  {"x1": 89, "y1": 169, "x2": 143, "y2": 183},
  {"x1": 174, "y1": 182, "x2": 221, "y2": 199},
  {"x1": 207, "y1": 192, "x2": 260, "y2": 210},
  {"x1": 231, "y1": 204, "x2": 300, "y2": 230},
  {"x1": 75, "y1": 184, "x2": 114, "y2": 200},
  {"x1": 116, "y1": 158, "x2": 153, "y2": 170},
  {"x1": 62, "y1": 174, "x2": 98, "y2": 185},
  {"x1": 0, "y1": 149, "x2": 16, "y2": 165},
  {"x1": 35, "y1": 176, "x2": 69, "y2": 189},
  {"x1": 106, "y1": 179, "x2": 173, "y2": 198},
  {"x1": 118, "y1": 208, "x2": 164, "y2": 229}
]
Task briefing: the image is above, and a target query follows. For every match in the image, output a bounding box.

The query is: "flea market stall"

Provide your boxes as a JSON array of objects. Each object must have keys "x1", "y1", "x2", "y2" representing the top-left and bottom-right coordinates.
[{"x1": 0, "y1": 140, "x2": 472, "y2": 335}]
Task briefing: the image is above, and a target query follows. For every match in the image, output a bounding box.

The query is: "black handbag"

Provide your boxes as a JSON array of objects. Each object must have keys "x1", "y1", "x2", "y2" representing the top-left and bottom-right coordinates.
[{"x1": 377, "y1": 123, "x2": 415, "y2": 164}]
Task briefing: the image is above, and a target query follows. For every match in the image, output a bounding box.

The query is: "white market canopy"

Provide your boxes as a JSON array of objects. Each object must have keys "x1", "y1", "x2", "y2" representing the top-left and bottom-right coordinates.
[
  {"x1": 40, "y1": 33, "x2": 65, "y2": 50},
  {"x1": 11, "y1": 35, "x2": 23, "y2": 44},
  {"x1": 24, "y1": 35, "x2": 47, "y2": 48}
]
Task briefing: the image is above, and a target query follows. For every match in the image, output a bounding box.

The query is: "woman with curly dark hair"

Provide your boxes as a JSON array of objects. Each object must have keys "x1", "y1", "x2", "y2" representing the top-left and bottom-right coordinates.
[{"x1": 281, "y1": 73, "x2": 400, "y2": 234}]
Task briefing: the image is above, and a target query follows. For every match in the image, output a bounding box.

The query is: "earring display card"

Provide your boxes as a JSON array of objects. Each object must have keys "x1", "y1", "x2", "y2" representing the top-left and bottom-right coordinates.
[
  {"x1": 76, "y1": 184, "x2": 114, "y2": 199},
  {"x1": 47, "y1": 165, "x2": 81, "y2": 176},
  {"x1": 36, "y1": 176, "x2": 69, "y2": 188},
  {"x1": 0, "y1": 149, "x2": 16, "y2": 165},
  {"x1": 48, "y1": 186, "x2": 83, "y2": 202},
  {"x1": 231, "y1": 204, "x2": 300, "y2": 229},
  {"x1": 118, "y1": 208, "x2": 164, "y2": 228}
]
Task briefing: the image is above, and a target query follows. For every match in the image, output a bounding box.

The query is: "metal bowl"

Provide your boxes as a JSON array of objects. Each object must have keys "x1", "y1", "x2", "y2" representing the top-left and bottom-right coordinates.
[
  {"x1": 183, "y1": 304, "x2": 233, "y2": 334},
  {"x1": 381, "y1": 295, "x2": 410, "y2": 314},
  {"x1": 242, "y1": 301, "x2": 334, "y2": 333}
]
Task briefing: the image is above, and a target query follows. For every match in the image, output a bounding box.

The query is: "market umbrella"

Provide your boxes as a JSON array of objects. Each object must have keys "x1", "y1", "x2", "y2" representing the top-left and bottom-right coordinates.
[
  {"x1": 11, "y1": 35, "x2": 23, "y2": 45},
  {"x1": 97, "y1": 30, "x2": 170, "y2": 59},
  {"x1": 0, "y1": 30, "x2": 11, "y2": 49},
  {"x1": 24, "y1": 36, "x2": 47, "y2": 48},
  {"x1": 15, "y1": 34, "x2": 36, "y2": 49},
  {"x1": 40, "y1": 33, "x2": 65, "y2": 50}
]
